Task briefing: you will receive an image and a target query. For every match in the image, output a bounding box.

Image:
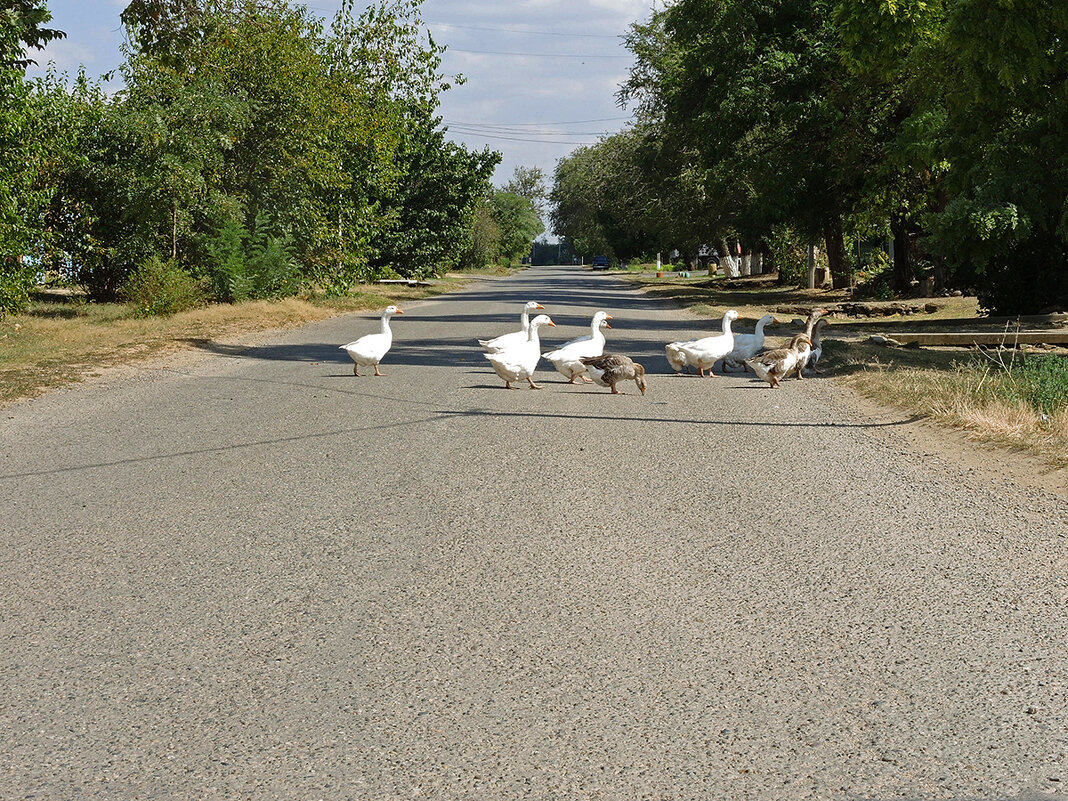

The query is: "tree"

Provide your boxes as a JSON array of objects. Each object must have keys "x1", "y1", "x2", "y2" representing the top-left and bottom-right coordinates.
[
  {"x1": 621, "y1": 0, "x2": 889, "y2": 288},
  {"x1": 504, "y1": 166, "x2": 549, "y2": 216},
  {"x1": 0, "y1": 0, "x2": 65, "y2": 315},
  {"x1": 489, "y1": 190, "x2": 543, "y2": 265},
  {"x1": 1, "y1": 0, "x2": 65, "y2": 68},
  {"x1": 928, "y1": 0, "x2": 1068, "y2": 313}
]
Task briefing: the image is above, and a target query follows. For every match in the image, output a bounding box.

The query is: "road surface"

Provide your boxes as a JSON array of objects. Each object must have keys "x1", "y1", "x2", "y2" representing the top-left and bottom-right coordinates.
[{"x1": 2, "y1": 264, "x2": 1066, "y2": 800}]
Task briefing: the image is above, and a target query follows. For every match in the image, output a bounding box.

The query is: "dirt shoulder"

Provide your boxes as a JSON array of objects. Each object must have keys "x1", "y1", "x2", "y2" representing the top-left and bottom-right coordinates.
[{"x1": 821, "y1": 382, "x2": 1068, "y2": 502}]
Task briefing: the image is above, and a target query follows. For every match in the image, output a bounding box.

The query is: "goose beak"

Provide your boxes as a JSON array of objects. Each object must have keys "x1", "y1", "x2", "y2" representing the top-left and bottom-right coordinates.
[
  {"x1": 395, "y1": 308, "x2": 404, "y2": 314},
  {"x1": 535, "y1": 304, "x2": 544, "y2": 309},
  {"x1": 604, "y1": 322, "x2": 612, "y2": 328},
  {"x1": 606, "y1": 315, "x2": 614, "y2": 320},
  {"x1": 548, "y1": 321, "x2": 556, "y2": 327}
]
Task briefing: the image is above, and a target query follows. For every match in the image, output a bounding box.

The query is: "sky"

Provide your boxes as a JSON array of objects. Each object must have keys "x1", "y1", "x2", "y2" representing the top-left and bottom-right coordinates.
[{"x1": 25, "y1": 0, "x2": 654, "y2": 204}]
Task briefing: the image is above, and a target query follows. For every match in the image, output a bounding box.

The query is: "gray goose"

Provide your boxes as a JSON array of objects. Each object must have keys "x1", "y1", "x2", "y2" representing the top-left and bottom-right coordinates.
[{"x1": 579, "y1": 354, "x2": 647, "y2": 395}]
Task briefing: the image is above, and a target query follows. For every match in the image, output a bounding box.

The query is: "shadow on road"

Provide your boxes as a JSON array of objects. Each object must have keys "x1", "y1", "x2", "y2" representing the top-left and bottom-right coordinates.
[{"x1": 0, "y1": 410, "x2": 924, "y2": 480}]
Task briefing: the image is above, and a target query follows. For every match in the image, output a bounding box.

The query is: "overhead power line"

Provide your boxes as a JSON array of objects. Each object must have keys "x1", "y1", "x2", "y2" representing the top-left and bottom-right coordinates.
[
  {"x1": 446, "y1": 47, "x2": 629, "y2": 59},
  {"x1": 427, "y1": 21, "x2": 622, "y2": 39},
  {"x1": 444, "y1": 116, "x2": 631, "y2": 127},
  {"x1": 448, "y1": 124, "x2": 612, "y2": 137},
  {"x1": 445, "y1": 130, "x2": 600, "y2": 145}
]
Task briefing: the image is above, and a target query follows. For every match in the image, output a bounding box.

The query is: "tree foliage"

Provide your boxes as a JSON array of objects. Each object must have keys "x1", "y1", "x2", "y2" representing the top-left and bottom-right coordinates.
[
  {"x1": 0, "y1": 0, "x2": 65, "y2": 315},
  {"x1": 550, "y1": 0, "x2": 1068, "y2": 311},
  {"x1": 6, "y1": 0, "x2": 499, "y2": 309}
]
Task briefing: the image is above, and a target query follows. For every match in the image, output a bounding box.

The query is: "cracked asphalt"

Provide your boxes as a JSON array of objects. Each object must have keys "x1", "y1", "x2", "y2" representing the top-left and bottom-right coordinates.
[{"x1": 2, "y1": 264, "x2": 1067, "y2": 800}]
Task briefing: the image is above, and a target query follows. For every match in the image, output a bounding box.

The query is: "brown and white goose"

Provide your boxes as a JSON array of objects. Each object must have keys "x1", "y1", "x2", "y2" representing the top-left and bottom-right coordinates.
[
  {"x1": 806, "y1": 318, "x2": 829, "y2": 375},
  {"x1": 792, "y1": 308, "x2": 827, "y2": 379},
  {"x1": 579, "y1": 354, "x2": 647, "y2": 395},
  {"x1": 745, "y1": 334, "x2": 811, "y2": 388}
]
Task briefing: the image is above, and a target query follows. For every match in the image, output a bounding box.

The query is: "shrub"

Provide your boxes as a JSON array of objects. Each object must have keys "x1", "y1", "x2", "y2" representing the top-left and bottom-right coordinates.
[
  {"x1": 0, "y1": 258, "x2": 36, "y2": 318},
  {"x1": 247, "y1": 216, "x2": 301, "y2": 298},
  {"x1": 204, "y1": 213, "x2": 301, "y2": 302},
  {"x1": 206, "y1": 218, "x2": 252, "y2": 303},
  {"x1": 857, "y1": 250, "x2": 894, "y2": 300},
  {"x1": 120, "y1": 256, "x2": 204, "y2": 316},
  {"x1": 764, "y1": 226, "x2": 809, "y2": 285}
]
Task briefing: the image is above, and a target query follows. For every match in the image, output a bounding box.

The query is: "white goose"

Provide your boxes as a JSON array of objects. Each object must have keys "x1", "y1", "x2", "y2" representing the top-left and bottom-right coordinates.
[
  {"x1": 484, "y1": 314, "x2": 556, "y2": 389},
  {"x1": 340, "y1": 305, "x2": 403, "y2": 376},
  {"x1": 678, "y1": 309, "x2": 739, "y2": 376},
  {"x1": 724, "y1": 313, "x2": 776, "y2": 371},
  {"x1": 478, "y1": 301, "x2": 545, "y2": 353},
  {"x1": 542, "y1": 310, "x2": 612, "y2": 383},
  {"x1": 666, "y1": 340, "x2": 699, "y2": 373}
]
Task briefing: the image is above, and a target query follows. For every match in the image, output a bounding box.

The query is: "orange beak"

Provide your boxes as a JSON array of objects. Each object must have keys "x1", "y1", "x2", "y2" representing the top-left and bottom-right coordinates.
[
  {"x1": 548, "y1": 320, "x2": 556, "y2": 326},
  {"x1": 395, "y1": 308, "x2": 404, "y2": 314},
  {"x1": 535, "y1": 304, "x2": 544, "y2": 309}
]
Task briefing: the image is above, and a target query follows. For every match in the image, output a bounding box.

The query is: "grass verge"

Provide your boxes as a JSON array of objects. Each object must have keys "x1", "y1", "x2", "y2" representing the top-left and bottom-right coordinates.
[
  {"x1": 824, "y1": 340, "x2": 1068, "y2": 468},
  {"x1": 0, "y1": 275, "x2": 476, "y2": 407}
]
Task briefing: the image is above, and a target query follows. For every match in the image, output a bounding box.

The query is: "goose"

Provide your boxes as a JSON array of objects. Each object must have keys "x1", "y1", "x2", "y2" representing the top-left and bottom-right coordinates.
[
  {"x1": 340, "y1": 305, "x2": 403, "y2": 376},
  {"x1": 723, "y1": 314, "x2": 776, "y2": 371},
  {"x1": 746, "y1": 334, "x2": 811, "y2": 388},
  {"x1": 483, "y1": 314, "x2": 556, "y2": 389},
  {"x1": 792, "y1": 308, "x2": 827, "y2": 379},
  {"x1": 580, "y1": 354, "x2": 647, "y2": 395},
  {"x1": 678, "y1": 309, "x2": 739, "y2": 377},
  {"x1": 478, "y1": 301, "x2": 545, "y2": 353},
  {"x1": 666, "y1": 340, "x2": 698, "y2": 373},
  {"x1": 543, "y1": 311, "x2": 612, "y2": 383},
  {"x1": 807, "y1": 318, "x2": 829, "y2": 374}
]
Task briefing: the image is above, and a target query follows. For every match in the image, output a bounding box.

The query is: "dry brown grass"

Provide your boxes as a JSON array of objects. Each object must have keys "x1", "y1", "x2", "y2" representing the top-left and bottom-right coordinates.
[
  {"x1": 825, "y1": 340, "x2": 1068, "y2": 468},
  {"x1": 0, "y1": 279, "x2": 467, "y2": 406}
]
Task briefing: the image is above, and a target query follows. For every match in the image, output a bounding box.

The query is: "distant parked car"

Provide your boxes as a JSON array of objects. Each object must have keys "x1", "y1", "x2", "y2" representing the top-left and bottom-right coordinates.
[{"x1": 591, "y1": 255, "x2": 610, "y2": 270}]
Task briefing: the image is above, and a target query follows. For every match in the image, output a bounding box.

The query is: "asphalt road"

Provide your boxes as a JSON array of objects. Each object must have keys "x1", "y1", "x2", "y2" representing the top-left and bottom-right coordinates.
[{"x1": 2, "y1": 264, "x2": 1067, "y2": 800}]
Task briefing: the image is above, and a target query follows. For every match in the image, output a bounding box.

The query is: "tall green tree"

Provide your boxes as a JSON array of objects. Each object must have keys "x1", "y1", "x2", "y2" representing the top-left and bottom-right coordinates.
[
  {"x1": 0, "y1": 0, "x2": 65, "y2": 315},
  {"x1": 489, "y1": 190, "x2": 543, "y2": 265}
]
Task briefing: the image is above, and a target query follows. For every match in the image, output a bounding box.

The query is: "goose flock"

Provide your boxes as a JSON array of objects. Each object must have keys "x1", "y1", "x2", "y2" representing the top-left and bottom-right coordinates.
[{"x1": 339, "y1": 300, "x2": 829, "y2": 392}]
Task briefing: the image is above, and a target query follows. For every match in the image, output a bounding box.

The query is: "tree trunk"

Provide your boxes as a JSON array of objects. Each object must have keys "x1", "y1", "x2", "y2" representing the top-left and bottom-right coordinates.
[
  {"x1": 823, "y1": 216, "x2": 850, "y2": 289},
  {"x1": 932, "y1": 255, "x2": 949, "y2": 294},
  {"x1": 807, "y1": 244, "x2": 816, "y2": 288},
  {"x1": 891, "y1": 218, "x2": 913, "y2": 293},
  {"x1": 752, "y1": 251, "x2": 763, "y2": 275},
  {"x1": 719, "y1": 238, "x2": 738, "y2": 277},
  {"x1": 740, "y1": 250, "x2": 751, "y2": 276}
]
